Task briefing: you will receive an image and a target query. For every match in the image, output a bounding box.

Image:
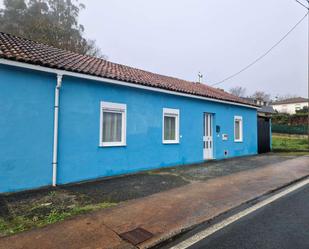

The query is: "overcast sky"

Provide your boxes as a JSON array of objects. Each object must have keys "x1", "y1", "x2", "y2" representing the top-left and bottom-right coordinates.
[
  {"x1": 77, "y1": 0, "x2": 308, "y2": 99},
  {"x1": 1, "y1": 0, "x2": 307, "y2": 98}
]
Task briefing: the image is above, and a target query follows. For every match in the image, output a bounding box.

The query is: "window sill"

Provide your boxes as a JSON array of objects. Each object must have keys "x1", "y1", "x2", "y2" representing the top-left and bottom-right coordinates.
[
  {"x1": 163, "y1": 141, "x2": 180, "y2": 144},
  {"x1": 99, "y1": 143, "x2": 127, "y2": 147},
  {"x1": 234, "y1": 140, "x2": 243, "y2": 143}
]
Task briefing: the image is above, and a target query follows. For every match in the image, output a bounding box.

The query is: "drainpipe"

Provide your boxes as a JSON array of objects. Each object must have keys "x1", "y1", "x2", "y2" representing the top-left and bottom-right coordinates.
[{"x1": 52, "y1": 74, "x2": 63, "y2": 187}]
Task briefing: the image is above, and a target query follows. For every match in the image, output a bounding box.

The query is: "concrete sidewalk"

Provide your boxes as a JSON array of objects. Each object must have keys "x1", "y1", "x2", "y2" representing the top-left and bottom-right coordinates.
[{"x1": 1, "y1": 156, "x2": 309, "y2": 249}]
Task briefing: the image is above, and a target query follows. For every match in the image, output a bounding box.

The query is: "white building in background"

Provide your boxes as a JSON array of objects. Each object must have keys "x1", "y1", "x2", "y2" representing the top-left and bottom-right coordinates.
[
  {"x1": 242, "y1": 97, "x2": 275, "y2": 117},
  {"x1": 271, "y1": 97, "x2": 308, "y2": 114}
]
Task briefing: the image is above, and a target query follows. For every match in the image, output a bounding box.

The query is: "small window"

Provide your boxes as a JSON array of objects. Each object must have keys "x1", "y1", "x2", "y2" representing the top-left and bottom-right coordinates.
[
  {"x1": 295, "y1": 105, "x2": 301, "y2": 111},
  {"x1": 234, "y1": 116, "x2": 243, "y2": 142},
  {"x1": 100, "y1": 101, "x2": 126, "y2": 147},
  {"x1": 163, "y1": 108, "x2": 179, "y2": 144}
]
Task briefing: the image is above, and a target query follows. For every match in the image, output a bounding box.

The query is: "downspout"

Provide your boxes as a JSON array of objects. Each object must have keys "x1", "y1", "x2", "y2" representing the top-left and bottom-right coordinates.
[{"x1": 52, "y1": 74, "x2": 63, "y2": 187}]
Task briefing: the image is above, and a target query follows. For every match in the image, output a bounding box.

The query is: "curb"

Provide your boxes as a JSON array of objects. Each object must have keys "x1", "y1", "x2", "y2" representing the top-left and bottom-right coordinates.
[{"x1": 147, "y1": 174, "x2": 309, "y2": 249}]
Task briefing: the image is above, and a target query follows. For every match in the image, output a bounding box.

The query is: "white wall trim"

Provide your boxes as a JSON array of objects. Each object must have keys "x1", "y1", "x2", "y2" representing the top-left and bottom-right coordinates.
[
  {"x1": 0, "y1": 58, "x2": 258, "y2": 109},
  {"x1": 163, "y1": 108, "x2": 180, "y2": 116},
  {"x1": 234, "y1": 115, "x2": 243, "y2": 142},
  {"x1": 99, "y1": 101, "x2": 127, "y2": 147},
  {"x1": 162, "y1": 108, "x2": 180, "y2": 144}
]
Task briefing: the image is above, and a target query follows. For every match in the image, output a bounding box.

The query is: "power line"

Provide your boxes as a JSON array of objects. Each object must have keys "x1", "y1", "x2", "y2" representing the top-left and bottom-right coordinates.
[
  {"x1": 211, "y1": 12, "x2": 309, "y2": 87},
  {"x1": 296, "y1": 0, "x2": 309, "y2": 9}
]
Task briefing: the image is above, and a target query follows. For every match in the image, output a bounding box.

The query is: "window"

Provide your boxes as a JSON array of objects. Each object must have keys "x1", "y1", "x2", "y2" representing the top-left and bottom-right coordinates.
[
  {"x1": 163, "y1": 108, "x2": 179, "y2": 144},
  {"x1": 100, "y1": 101, "x2": 126, "y2": 147},
  {"x1": 295, "y1": 105, "x2": 301, "y2": 111},
  {"x1": 234, "y1": 116, "x2": 243, "y2": 142}
]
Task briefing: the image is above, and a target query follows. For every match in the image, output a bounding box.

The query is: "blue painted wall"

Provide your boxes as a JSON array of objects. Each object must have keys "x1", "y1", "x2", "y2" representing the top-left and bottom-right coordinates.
[
  {"x1": 0, "y1": 64, "x2": 257, "y2": 193},
  {"x1": 0, "y1": 65, "x2": 54, "y2": 193}
]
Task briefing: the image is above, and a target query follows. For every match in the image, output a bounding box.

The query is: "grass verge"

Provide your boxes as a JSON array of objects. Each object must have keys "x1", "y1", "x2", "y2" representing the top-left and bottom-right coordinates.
[
  {"x1": 0, "y1": 201, "x2": 116, "y2": 237},
  {"x1": 272, "y1": 134, "x2": 309, "y2": 152}
]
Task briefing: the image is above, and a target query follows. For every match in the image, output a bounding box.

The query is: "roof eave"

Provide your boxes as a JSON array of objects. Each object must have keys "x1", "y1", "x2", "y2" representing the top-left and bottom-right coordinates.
[{"x1": 0, "y1": 58, "x2": 258, "y2": 109}]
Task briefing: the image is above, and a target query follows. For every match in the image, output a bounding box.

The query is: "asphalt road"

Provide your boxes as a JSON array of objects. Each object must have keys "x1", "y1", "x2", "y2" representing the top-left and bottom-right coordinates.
[{"x1": 181, "y1": 185, "x2": 309, "y2": 249}]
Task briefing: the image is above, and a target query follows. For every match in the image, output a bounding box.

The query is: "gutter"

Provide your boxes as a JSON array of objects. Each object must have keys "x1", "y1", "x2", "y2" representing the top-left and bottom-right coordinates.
[
  {"x1": 52, "y1": 74, "x2": 62, "y2": 187},
  {"x1": 0, "y1": 58, "x2": 258, "y2": 110}
]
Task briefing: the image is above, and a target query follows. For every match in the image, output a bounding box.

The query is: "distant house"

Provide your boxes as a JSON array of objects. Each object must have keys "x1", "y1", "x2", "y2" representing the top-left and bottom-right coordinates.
[
  {"x1": 0, "y1": 32, "x2": 260, "y2": 193},
  {"x1": 243, "y1": 98, "x2": 275, "y2": 117},
  {"x1": 272, "y1": 97, "x2": 308, "y2": 114}
]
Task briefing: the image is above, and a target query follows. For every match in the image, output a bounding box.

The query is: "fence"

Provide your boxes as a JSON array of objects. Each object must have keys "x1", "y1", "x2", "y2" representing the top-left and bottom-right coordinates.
[{"x1": 272, "y1": 124, "x2": 308, "y2": 135}]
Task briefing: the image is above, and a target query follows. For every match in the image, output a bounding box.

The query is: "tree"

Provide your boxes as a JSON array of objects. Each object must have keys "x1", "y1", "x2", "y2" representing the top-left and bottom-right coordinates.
[
  {"x1": 0, "y1": 0, "x2": 104, "y2": 58},
  {"x1": 251, "y1": 91, "x2": 271, "y2": 102},
  {"x1": 296, "y1": 106, "x2": 309, "y2": 114},
  {"x1": 229, "y1": 86, "x2": 246, "y2": 97}
]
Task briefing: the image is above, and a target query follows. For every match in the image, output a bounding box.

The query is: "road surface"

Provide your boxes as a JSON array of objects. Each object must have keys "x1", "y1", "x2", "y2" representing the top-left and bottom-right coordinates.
[{"x1": 171, "y1": 184, "x2": 309, "y2": 249}]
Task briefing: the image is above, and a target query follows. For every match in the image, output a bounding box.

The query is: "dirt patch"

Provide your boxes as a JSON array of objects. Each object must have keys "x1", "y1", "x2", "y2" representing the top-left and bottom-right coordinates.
[
  {"x1": 0, "y1": 197, "x2": 9, "y2": 219},
  {"x1": 63, "y1": 173, "x2": 189, "y2": 203}
]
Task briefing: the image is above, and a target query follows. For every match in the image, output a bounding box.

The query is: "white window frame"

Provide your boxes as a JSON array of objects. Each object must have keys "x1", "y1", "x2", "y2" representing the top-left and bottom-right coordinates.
[
  {"x1": 162, "y1": 108, "x2": 180, "y2": 144},
  {"x1": 99, "y1": 101, "x2": 127, "y2": 147},
  {"x1": 234, "y1": 116, "x2": 243, "y2": 142}
]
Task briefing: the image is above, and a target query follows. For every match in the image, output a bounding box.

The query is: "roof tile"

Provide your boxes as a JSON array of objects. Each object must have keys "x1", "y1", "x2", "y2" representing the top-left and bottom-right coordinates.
[
  {"x1": 0, "y1": 32, "x2": 254, "y2": 106},
  {"x1": 272, "y1": 97, "x2": 308, "y2": 105}
]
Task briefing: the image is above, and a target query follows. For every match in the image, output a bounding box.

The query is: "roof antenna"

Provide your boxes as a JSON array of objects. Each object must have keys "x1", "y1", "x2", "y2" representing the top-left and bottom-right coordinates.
[{"x1": 198, "y1": 72, "x2": 203, "y2": 83}]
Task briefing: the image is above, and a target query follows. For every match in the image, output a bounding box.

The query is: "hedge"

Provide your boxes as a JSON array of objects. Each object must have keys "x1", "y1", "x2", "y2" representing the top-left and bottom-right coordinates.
[{"x1": 272, "y1": 124, "x2": 308, "y2": 135}]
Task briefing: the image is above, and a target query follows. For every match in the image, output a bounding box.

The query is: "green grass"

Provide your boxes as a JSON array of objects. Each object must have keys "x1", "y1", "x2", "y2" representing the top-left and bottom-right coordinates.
[
  {"x1": 0, "y1": 202, "x2": 116, "y2": 237},
  {"x1": 272, "y1": 135, "x2": 309, "y2": 152},
  {"x1": 0, "y1": 216, "x2": 36, "y2": 236}
]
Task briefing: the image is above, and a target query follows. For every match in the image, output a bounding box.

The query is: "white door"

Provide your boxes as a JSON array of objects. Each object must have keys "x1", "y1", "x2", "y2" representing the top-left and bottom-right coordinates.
[{"x1": 203, "y1": 113, "x2": 213, "y2": 160}]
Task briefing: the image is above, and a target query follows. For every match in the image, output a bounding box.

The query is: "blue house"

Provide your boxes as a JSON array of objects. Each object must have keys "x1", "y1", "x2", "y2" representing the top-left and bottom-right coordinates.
[{"x1": 0, "y1": 32, "x2": 258, "y2": 193}]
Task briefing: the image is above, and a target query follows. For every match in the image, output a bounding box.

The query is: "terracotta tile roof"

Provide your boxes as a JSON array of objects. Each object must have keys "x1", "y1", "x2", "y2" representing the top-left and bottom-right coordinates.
[
  {"x1": 0, "y1": 32, "x2": 255, "y2": 107},
  {"x1": 272, "y1": 97, "x2": 308, "y2": 105}
]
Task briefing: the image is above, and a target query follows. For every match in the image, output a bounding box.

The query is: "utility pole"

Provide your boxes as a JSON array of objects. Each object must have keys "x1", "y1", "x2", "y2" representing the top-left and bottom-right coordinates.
[{"x1": 295, "y1": 0, "x2": 309, "y2": 143}]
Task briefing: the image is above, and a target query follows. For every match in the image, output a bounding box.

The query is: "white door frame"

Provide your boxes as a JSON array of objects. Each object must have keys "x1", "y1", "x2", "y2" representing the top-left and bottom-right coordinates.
[{"x1": 203, "y1": 113, "x2": 214, "y2": 160}]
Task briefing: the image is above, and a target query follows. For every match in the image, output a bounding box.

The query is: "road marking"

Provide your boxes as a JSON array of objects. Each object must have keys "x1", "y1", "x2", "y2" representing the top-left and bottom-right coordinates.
[{"x1": 169, "y1": 177, "x2": 309, "y2": 249}]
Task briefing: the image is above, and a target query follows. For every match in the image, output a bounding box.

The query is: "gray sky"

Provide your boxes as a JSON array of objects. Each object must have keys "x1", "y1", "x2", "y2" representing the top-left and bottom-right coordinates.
[
  {"x1": 1, "y1": 0, "x2": 307, "y2": 98},
  {"x1": 79, "y1": 0, "x2": 308, "y2": 98}
]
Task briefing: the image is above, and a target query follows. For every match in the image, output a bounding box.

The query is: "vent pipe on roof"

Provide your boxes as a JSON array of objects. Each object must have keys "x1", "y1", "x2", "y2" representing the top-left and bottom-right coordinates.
[
  {"x1": 52, "y1": 74, "x2": 62, "y2": 187},
  {"x1": 198, "y1": 72, "x2": 203, "y2": 83}
]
